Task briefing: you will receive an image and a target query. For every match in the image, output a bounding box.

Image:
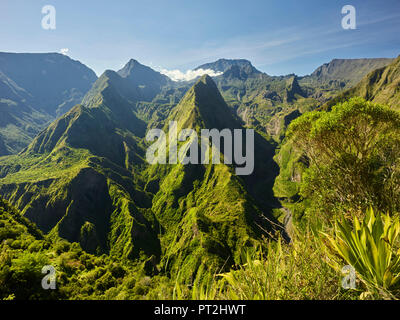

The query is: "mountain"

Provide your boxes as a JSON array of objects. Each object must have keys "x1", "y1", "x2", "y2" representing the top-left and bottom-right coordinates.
[
  {"x1": 1, "y1": 54, "x2": 397, "y2": 287},
  {"x1": 0, "y1": 67, "x2": 156, "y2": 257},
  {"x1": 273, "y1": 56, "x2": 400, "y2": 221},
  {"x1": 0, "y1": 68, "x2": 280, "y2": 280},
  {"x1": 117, "y1": 59, "x2": 171, "y2": 101},
  {"x1": 209, "y1": 57, "x2": 395, "y2": 141},
  {"x1": 145, "y1": 75, "x2": 280, "y2": 278},
  {"x1": 300, "y1": 58, "x2": 394, "y2": 89},
  {"x1": 169, "y1": 74, "x2": 241, "y2": 130},
  {"x1": 0, "y1": 52, "x2": 97, "y2": 155},
  {"x1": 0, "y1": 69, "x2": 54, "y2": 155},
  {"x1": 0, "y1": 52, "x2": 97, "y2": 116},
  {"x1": 196, "y1": 58, "x2": 261, "y2": 75},
  {"x1": 325, "y1": 55, "x2": 400, "y2": 110},
  {"x1": 193, "y1": 60, "x2": 316, "y2": 141},
  {"x1": 0, "y1": 194, "x2": 162, "y2": 300},
  {"x1": 285, "y1": 76, "x2": 305, "y2": 102}
]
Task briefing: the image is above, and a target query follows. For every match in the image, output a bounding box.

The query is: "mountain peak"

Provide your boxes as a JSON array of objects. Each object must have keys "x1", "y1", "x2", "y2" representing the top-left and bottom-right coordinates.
[
  {"x1": 117, "y1": 58, "x2": 169, "y2": 83},
  {"x1": 285, "y1": 75, "x2": 304, "y2": 102},
  {"x1": 84, "y1": 59, "x2": 171, "y2": 102},
  {"x1": 195, "y1": 58, "x2": 261, "y2": 75},
  {"x1": 169, "y1": 73, "x2": 240, "y2": 131},
  {"x1": 194, "y1": 74, "x2": 217, "y2": 88},
  {"x1": 127, "y1": 58, "x2": 139, "y2": 64},
  {"x1": 191, "y1": 74, "x2": 222, "y2": 100},
  {"x1": 117, "y1": 59, "x2": 149, "y2": 78}
]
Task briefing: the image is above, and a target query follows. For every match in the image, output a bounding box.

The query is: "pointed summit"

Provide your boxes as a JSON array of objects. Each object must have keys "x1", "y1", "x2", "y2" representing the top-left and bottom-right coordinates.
[
  {"x1": 117, "y1": 58, "x2": 168, "y2": 83},
  {"x1": 169, "y1": 75, "x2": 241, "y2": 130},
  {"x1": 192, "y1": 74, "x2": 221, "y2": 97},
  {"x1": 83, "y1": 59, "x2": 172, "y2": 108},
  {"x1": 116, "y1": 59, "x2": 170, "y2": 100},
  {"x1": 118, "y1": 59, "x2": 148, "y2": 78}
]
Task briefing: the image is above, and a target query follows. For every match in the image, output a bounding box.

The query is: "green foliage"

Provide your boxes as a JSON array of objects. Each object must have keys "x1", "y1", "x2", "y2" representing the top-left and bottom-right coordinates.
[
  {"x1": 173, "y1": 226, "x2": 348, "y2": 300},
  {"x1": 0, "y1": 196, "x2": 167, "y2": 300},
  {"x1": 2, "y1": 55, "x2": 399, "y2": 301},
  {"x1": 287, "y1": 97, "x2": 400, "y2": 216},
  {"x1": 272, "y1": 142, "x2": 304, "y2": 199},
  {"x1": 323, "y1": 208, "x2": 400, "y2": 298}
]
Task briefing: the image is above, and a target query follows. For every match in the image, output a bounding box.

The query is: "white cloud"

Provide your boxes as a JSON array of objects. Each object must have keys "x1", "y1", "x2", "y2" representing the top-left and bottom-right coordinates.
[
  {"x1": 60, "y1": 48, "x2": 69, "y2": 55},
  {"x1": 160, "y1": 68, "x2": 223, "y2": 82}
]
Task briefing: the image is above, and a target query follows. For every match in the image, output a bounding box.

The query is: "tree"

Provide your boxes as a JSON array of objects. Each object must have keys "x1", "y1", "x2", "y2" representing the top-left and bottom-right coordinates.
[{"x1": 287, "y1": 97, "x2": 400, "y2": 216}]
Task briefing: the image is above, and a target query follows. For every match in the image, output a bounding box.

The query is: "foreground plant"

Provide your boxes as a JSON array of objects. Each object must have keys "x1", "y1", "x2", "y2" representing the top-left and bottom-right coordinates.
[
  {"x1": 287, "y1": 97, "x2": 400, "y2": 216},
  {"x1": 323, "y1": 208, "x2": 400, "y2": 299},
  {"x1": 174, "y1": 226, "x2": 343, "y2": 300}
]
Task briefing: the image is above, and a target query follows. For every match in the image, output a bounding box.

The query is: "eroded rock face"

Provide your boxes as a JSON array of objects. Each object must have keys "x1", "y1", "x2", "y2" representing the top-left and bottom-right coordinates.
[
  {"x1": 56, "y1": 167, "x2": 112, "y2": 252},
  {"x1": 0, "y1": 167, "x2": 111, "y2": 253}
]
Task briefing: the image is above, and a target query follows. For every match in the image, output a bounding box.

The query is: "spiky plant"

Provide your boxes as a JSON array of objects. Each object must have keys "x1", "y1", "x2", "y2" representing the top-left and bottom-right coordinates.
[{"x1": 323, "y1": 208, "x2": 400, "y2": 298}]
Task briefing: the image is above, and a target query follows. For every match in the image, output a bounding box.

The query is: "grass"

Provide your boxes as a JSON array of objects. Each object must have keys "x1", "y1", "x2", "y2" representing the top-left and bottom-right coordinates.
[
  {"x1": 173, "y1": 223, "x2": 354, "y2": 300},
  {"x1": 172, "y1": 208, "x2": 400, "y2": 300}
]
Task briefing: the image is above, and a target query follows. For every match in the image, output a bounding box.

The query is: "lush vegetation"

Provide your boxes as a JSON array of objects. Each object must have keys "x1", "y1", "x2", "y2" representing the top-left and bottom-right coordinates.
[
  {"x1": 1, "y1": 55, "x2": 400, "y2": 300},
  {"x1": 286, "y1": 97, "x2": 400, "y2": 217},
  {"x1": 324, "y1": 208, "x2": 400, "y2": 299}
]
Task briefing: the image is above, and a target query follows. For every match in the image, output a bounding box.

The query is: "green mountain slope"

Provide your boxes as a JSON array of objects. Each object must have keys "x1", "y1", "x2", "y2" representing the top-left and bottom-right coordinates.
[
  {"x1": 0, "y1": 52, "x2": 97, "y2": 116},
  {"x1": 196, "y1": 58, "x2": 394, "y2": 142},
  {"x1": 325, "y1": 55, "x2": 400, "y2": 110},
  {"x1": 0, "y1": 69, "x2": 160, "y2": 259},
  {"x1": 145, "y1": 75, "x2": 279, "y2": 279},
  {"x1": 196, "y1": 60, "x2": 317, "y2": 141},
  {"x1": 0, "y1": 71, "x2": 52, "y2": 155},
  {"x1": 0, "y1": 195, "x2": 173, "y2": 300},
  {"x1": 0, "y1": 71, "x2": 280, "y2": 282}
]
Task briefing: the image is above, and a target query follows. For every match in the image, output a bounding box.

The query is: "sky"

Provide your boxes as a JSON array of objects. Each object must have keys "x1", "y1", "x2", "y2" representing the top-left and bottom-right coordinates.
[{"x1": 1, "y1": 0, "x2": 399, "y2": 78}]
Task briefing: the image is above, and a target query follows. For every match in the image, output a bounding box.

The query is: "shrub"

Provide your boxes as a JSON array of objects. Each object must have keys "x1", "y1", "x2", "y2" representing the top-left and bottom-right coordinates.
[{"x1": 287, "y1": 97, "x2": 400, "y2": 216}]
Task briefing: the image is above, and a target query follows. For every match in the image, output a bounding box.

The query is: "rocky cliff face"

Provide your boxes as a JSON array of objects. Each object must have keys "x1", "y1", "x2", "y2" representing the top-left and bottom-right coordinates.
[{"x1": 325, "y1": 56, "x2": 400, "y2": 110}]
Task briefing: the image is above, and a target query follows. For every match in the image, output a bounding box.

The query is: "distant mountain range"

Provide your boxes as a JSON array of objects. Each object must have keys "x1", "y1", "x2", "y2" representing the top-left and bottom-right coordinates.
[
  {"x1": 0, "y1": 53, "x2": 394, "y2": 156},
  {"x1": 0, "y1": 52, "x2": 97, "y2": 155}
]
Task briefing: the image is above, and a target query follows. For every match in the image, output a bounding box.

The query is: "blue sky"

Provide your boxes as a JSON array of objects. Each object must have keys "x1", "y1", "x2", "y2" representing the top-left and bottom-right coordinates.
[{"x1": 1, "y1": 0, "x2": 399, "y2": 77}]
